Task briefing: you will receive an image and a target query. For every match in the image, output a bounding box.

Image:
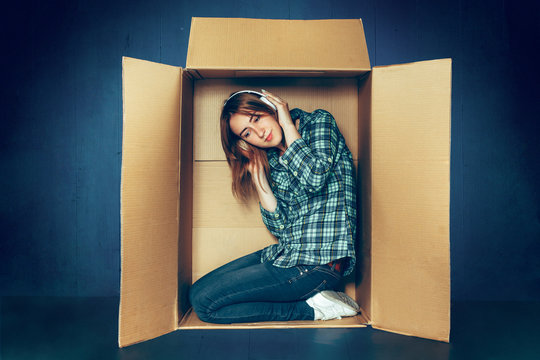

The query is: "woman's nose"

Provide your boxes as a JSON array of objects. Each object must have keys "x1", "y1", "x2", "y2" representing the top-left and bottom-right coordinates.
[{"x1": 253, "y1": 124, "x2": 265, "y2": 138}]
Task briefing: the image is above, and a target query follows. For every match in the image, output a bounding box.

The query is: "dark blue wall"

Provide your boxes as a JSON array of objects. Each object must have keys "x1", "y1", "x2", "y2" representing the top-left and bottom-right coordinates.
[{"x1": 1, "y1": 0, "x2": 538, "y2": 300}]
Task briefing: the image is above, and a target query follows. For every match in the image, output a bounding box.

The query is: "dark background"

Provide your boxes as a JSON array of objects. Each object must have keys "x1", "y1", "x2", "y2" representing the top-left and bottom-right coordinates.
[{"x1": 1, "y1": 0, "x2": 539, "y2": 301}]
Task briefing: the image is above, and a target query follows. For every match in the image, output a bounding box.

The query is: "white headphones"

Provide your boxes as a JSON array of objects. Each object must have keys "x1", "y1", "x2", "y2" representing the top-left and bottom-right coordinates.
[{"x1": 223, "y1": 90, "x2": 277, "y2": 111}]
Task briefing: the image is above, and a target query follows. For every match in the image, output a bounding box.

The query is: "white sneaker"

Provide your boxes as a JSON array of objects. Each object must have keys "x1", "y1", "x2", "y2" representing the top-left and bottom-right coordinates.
[{"x1": 306, "y1": 290, "x2": 360, "y2": 321}]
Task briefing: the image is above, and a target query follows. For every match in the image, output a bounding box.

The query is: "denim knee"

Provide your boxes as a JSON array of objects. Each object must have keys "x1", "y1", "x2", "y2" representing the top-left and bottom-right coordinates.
[{"x1": 188, "y1": 282, "x2": 213, "y2": 322}]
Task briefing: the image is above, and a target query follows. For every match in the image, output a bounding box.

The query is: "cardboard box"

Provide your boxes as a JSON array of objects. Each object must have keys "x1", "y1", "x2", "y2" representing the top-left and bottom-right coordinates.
[{"x1": 119, "y1": 17, "x2": 451, "y2": 347}]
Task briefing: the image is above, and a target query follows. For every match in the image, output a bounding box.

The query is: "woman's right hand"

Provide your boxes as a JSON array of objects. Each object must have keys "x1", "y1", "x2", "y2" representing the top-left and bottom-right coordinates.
[
  {"x1": 247, "y1": 158, "x2": 278, "y2": 212},
  {"x1": 261, "y1": 89, "x2": 301, "y2": 150},
  {"x1": 246, "y1": 158, "x2": 260, "y2": 177},
  {"x1": 261, "y1": 89, "x2": 294, "y2": 130}
]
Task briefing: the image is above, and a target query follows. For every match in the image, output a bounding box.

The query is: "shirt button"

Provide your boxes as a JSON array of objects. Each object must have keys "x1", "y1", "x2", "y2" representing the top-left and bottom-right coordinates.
[
  {"x1": 293, "y1": 171, "x2": 298, "y2": 176},
  {"x1": 289, "y1": 206, "x2": 293, "y2": 212},
  {"x1": 274, "y1": 213, "x2": 279, "y2": 218},
  {"x1": 328, "y1": 157, "x2": 333, "y2": 163},
  {"x1": 279, "y1": 225, "x2": 284, "y2": 230},
  {"x1": 283, "y1": 159, "x2": 288, "y2": 165}
]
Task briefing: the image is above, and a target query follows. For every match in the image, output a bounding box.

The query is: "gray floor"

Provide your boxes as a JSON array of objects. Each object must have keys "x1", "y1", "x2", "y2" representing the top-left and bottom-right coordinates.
[{"x1": 1, "y1": 297, "x2": 539, "y2": 359}]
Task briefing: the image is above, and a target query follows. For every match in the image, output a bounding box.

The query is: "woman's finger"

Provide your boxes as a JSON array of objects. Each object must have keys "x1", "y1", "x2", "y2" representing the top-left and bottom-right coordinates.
[{"x1": 261, "y1": 89, "x2": 285, "y2": 104}]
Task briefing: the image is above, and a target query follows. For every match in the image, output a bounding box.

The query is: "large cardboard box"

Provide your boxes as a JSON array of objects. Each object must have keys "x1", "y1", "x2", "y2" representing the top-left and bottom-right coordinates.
[{"x1": 119, "y1": 17, "x2": 451, "y2": 347}]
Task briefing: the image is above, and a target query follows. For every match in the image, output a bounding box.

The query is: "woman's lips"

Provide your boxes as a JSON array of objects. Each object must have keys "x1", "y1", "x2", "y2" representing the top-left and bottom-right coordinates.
[{"x1": 266, "y1": 132, "x2": 273, "y2": 142}]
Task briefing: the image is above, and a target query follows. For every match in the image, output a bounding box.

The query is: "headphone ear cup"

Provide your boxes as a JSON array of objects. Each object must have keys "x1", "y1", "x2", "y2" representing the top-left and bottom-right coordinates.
[{"x1": 259, "y1": 96, "x2": 277, "y2": 111}]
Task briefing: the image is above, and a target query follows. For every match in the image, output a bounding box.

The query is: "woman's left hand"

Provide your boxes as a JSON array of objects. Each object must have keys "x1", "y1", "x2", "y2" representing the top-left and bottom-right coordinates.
[{"x1": 261, "y1": 90, "x2": 295, "y2": 130}]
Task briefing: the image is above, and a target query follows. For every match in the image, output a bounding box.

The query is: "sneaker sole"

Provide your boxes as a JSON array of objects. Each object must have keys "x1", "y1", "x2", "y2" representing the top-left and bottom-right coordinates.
[{"x1": 320, "y1": 291, "x2": 360, "y2": 313}]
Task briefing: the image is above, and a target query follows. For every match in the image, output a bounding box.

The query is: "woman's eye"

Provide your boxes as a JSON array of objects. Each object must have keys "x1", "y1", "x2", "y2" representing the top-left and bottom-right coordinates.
[
  {"x1": 254, "y1": 116, "x2": 260, "y2": 122},
  {"x1": 244, "y1": 131, "x2": 250, "y2": 138}
]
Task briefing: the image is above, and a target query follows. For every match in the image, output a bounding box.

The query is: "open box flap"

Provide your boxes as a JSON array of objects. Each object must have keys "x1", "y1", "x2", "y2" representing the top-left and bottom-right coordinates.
[
  {"x1": 119, "y1": 57, "x2": 182, "y2": 347},
  {"x1": 186, "y1": 17, "x2": 370, "y2": 77},
  {"x1": 370, "y1": 59, "x2": 452, "y2": 342}
]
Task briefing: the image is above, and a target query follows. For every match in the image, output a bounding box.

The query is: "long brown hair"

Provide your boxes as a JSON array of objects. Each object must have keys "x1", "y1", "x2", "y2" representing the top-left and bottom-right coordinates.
[{"x1": 220, "y1": 92, "x2": 278, "y2": 202}]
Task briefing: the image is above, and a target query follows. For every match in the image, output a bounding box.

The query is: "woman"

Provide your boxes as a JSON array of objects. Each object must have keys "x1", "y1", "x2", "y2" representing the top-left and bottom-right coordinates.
[{"x1": 189, "y1": 89, "x2": 359, "y2": 323}]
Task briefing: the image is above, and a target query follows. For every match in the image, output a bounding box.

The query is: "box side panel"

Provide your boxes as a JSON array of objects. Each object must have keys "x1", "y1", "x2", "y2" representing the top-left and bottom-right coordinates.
[
  {"x1": 178, "y1": 72, "x2": 194, "y2": 318},
  {"x1": 187, "y1": 17, "x2": 370, "y2": 72},
  {"x1": 356, "y1": 73, "x2": 372, "y2": 322},
  {"x1": 119, "y1": 57, "x2": 180, "y2": 347},
  {"x1": 193, "y1": 78, "x2": 359, "y2": 161},
  {"x1": 371, "y1": 59, "x2": 451, "y2": 342}
]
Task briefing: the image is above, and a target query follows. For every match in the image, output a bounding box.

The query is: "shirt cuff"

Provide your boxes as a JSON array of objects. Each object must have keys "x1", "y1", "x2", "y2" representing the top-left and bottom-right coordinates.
[
  {"x1": 259, "y1": 202, "x2": 286, "y2": 234},
  {"x1": 278, "y1": 138, "x2": 311, "y2": 175}
]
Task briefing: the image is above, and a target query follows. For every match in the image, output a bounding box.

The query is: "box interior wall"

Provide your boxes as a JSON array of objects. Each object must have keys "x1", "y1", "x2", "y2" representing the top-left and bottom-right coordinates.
[{"x1": 177, "y1": 74, "x2": 372, "y2": 328}]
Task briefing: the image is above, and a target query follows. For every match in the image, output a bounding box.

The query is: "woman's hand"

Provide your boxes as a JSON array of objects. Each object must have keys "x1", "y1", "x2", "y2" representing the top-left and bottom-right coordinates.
[
  {"x1": 261, "y1": 90, "x2": 295, "y2": 130},
  {"x1": 261, "y1": 89, "x2": 301, "y2": 150},
  {"x1": 246, "y1": 157, "x2": 278, "y2": 212},
  {"x1": 246, "y1": 158, "x2": 263, "y2": 180}
]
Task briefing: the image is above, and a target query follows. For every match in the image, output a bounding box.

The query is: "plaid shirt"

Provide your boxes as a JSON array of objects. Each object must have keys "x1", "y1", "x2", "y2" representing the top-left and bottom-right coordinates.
[{"x1": 260, "y1": 108, "x2": 357, "y2": 276}]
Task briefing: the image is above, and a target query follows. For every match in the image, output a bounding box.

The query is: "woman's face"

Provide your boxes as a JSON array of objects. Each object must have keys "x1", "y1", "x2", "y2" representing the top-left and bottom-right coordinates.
[{"x1": 229, "y1": 111, "x2": 283, "y2": 149}]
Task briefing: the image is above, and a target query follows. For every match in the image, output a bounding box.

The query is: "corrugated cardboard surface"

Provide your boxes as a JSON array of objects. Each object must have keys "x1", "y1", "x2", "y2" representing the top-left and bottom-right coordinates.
[
  {"x1": 119, "y1": 57, "x2": 181, "y2": 347},
  {"x1": 371, "y1": 59, "x2": 451, "y2": 342},
  {"x1": 186, "y1": 17, "x2": 370, "y2": 73}
]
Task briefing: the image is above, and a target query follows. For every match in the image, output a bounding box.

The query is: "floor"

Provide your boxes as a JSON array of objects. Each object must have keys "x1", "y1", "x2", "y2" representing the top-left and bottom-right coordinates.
[{"x1": 1, "y1": 297, "x2": 539, "y2": 359}]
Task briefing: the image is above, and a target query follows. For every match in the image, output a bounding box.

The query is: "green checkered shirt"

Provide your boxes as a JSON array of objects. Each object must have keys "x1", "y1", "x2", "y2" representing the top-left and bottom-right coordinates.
[{"x1": 260, "y1": 108, "x2": 357, "y2": 276}]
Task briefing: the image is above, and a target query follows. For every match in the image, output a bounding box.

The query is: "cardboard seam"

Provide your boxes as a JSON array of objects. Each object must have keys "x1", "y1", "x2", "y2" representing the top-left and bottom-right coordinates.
[{"x1": 187, "y1": 66, "x2": 371, "y2": 72}]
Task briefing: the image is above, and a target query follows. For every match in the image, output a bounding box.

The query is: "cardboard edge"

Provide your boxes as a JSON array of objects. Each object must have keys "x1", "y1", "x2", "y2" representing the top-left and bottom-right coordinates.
[
  {"x1": 187, "y1": 66, "x2": 372, "y2": 71},
  {"x1": 118, "y1": 56, "x2": 128, "y2": 348},
  {"x1": 357, "y1": 18, "x2": 371, "y2": 69},
  {"x1": 447, "y1": 57, "x2": 453, "y2": 342},
  {"x1": 372, "y1": 57, "x2": 452, "y2": 70}
]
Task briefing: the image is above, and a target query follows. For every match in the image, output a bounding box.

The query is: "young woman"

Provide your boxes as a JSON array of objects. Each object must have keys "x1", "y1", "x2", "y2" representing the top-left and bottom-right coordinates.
[{"x1": 189, "y1": 89, "x2": 359, "y2": 323}]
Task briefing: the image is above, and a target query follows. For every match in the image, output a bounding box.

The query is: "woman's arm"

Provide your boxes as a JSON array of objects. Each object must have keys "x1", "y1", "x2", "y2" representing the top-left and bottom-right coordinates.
[
  {"x1": 248, "y1": 161, "x2": 289, "y2": 238},
  {"x1": 249, "y1": 162, "x2": 277, "y2": 212}
]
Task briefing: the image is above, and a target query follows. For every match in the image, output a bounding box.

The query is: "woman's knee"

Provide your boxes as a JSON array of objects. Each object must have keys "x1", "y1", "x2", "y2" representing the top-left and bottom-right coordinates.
[
  {"x1": 189, "y1": 281, "x2": 204, "y2": 310},
  {"x1": 189, "y1": 282, "x2": 214, "y2": 321}
]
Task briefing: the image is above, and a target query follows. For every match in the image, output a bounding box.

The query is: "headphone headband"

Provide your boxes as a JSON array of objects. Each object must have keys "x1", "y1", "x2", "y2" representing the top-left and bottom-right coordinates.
[{"x1": 223, "y1": 90, "x2": 277, "y2": 111}]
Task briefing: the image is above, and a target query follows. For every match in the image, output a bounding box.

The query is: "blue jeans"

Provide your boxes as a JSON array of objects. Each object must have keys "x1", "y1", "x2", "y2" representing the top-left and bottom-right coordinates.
[{"x1": 189, "y1": 250, "x2": 343, "y2": 323}]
